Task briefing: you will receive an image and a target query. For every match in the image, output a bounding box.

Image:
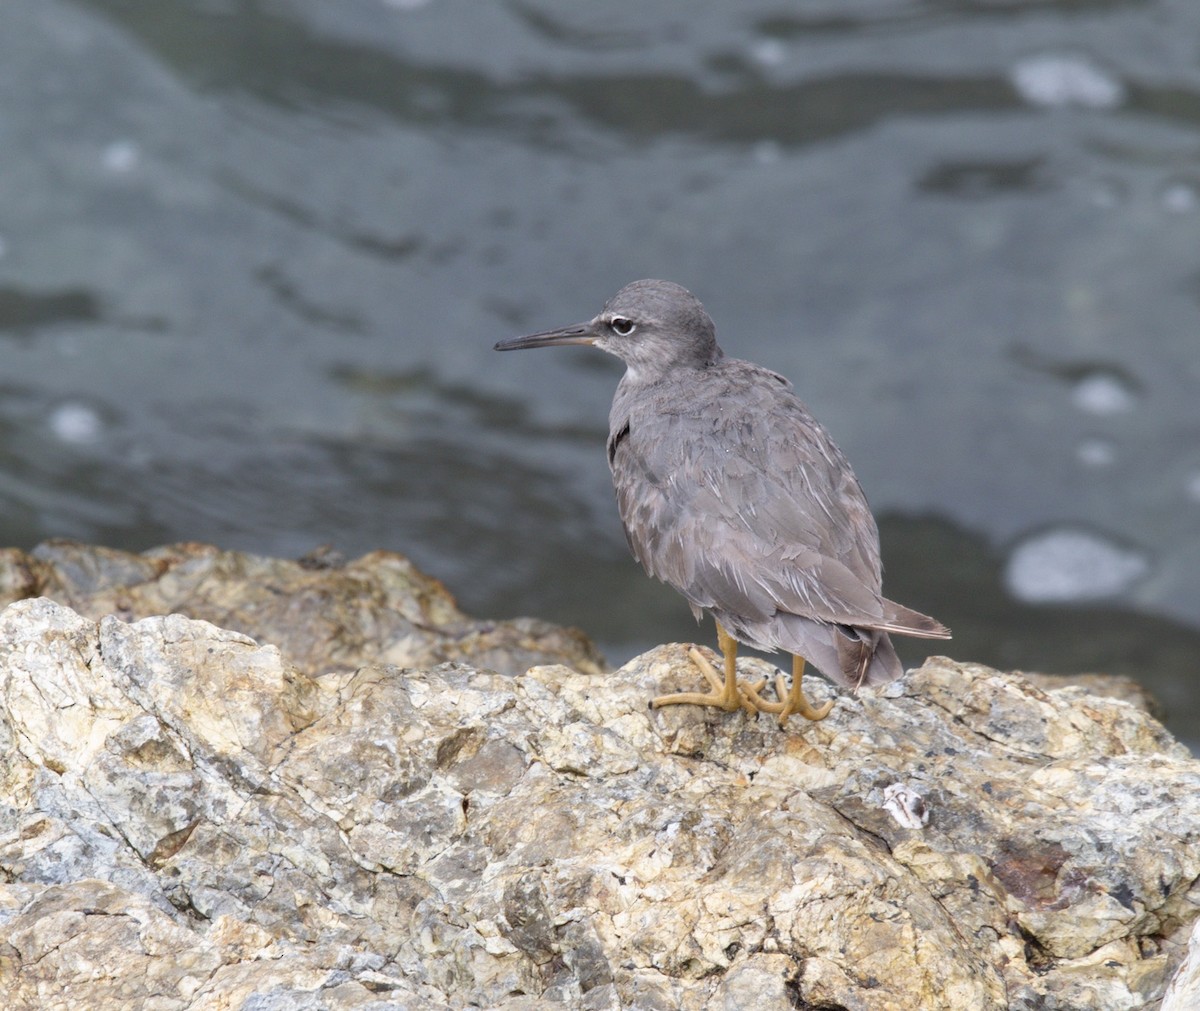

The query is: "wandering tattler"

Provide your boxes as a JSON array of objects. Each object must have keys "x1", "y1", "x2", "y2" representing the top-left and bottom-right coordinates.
[{"x1": 495, "y1": 280, "x2": 950, "y2": 725}]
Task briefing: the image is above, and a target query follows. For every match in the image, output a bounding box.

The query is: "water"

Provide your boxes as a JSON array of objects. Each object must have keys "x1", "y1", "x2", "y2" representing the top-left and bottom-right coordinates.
[
  {"x1": 3, "y1": 0, "x2": 1199, "y2": 748},
  {"x1": 1005, "y1": 527, "x2": 1149, "y2": 604}
]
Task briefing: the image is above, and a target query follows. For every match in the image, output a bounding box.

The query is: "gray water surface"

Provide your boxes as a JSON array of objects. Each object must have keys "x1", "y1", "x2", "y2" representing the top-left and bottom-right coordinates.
[{"x1": 3, "y1": 0, "x2": 1199, "y2": 746}]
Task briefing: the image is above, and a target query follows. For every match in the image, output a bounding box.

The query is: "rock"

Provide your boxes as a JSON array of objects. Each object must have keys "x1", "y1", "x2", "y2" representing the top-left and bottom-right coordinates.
[
  {"x1": 1020, "y1": 669, "x2": 1164, "y2": 716},
  {"x1": 1164, "y1": 916, "x2": 1200, "y2": 1011},
  {"x1": 0, "y1": 540, "x2": 606, "y2": 678},
  {"x1": 0, "y1": 565, "x2": 1197, "y2": 1008}
]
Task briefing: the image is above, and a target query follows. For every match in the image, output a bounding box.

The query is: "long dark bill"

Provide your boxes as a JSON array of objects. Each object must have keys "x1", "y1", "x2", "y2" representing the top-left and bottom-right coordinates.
[{"x1": 494, "y1": 324, "x2": 596, "y2": 352}]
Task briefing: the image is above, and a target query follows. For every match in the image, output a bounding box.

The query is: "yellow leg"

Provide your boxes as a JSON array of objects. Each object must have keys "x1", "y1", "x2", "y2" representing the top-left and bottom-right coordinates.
[
  {"x1": 652, "y1": 622, "x2": 761, "y2": 715},
  {"x1": 743, "y1": 655, "x2": 834, "y2": 727}
]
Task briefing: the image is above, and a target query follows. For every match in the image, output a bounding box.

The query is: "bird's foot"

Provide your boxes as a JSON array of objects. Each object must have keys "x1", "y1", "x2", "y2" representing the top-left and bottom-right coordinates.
[
  {"x1": 650, "y1": 646, "x2": 762, "y2": 716},
  {"x1": 743, "y1": 672, "x2": 834, "y2": 727}
]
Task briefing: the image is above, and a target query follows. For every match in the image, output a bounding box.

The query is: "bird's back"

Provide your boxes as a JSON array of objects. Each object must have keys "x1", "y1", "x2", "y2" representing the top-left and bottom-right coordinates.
[{"x1": 608, "y1": 357, "x2": 902, "y2": 641}]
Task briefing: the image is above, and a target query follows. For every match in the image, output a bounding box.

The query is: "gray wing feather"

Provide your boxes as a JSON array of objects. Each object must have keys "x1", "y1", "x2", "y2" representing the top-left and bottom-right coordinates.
[{"x1": 609, "y1": 361, "x2": 930, "y2": 635}]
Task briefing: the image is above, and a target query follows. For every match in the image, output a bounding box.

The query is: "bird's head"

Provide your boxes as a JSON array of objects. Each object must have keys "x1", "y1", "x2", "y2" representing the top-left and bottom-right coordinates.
[{"x1": 494, "y1": 279, "x2": 724, "y2": 382}]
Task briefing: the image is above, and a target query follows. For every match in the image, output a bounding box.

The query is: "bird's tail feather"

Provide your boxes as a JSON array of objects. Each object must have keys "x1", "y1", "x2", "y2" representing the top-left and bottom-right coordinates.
[
  {"x1": 875, "y1": 598, "x2": 951, "y2": 639},
  {"x1": 836, "y1": 629, "x2": 902, "y2": 689}
]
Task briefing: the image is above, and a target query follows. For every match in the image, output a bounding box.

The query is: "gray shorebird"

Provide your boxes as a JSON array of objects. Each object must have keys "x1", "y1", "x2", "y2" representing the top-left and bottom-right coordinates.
[{"x1": 495, "y1": 279, "x2": 949, "y2": 725}]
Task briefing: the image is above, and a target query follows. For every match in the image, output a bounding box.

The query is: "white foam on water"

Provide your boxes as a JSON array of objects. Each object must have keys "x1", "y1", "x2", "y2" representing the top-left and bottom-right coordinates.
[
  {"x1": 49, "y1": 402, "x2": 103, "y2": 445},
  {"x1": 749, "y1": 38, "x2": 787, "y2": 68},
  {"x1": 1072, "y1": 372, "x2": 1136, "y2": 415},
  {"x1": 1160, "y1": 180, "x2": 1199, "y2": 215},
  {"x1": 1011, "y1": 53, "x2": 1125, "y2": 109},
  {"x1": 102, "y1": 140, "x2": 139, "y2": 173},
  {"x1": 1005, "y1": 526, "x2": 1149, "y2": 603}
]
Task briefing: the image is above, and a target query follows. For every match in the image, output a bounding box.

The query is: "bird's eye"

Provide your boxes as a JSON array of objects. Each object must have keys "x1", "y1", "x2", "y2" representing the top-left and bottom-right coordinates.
[{"x1": 609, "y1": 316, "x2": 635, "y2": 336}]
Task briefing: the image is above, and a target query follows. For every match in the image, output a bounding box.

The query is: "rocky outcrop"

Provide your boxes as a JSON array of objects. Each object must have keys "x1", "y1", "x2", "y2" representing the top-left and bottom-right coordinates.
[
  {"x1": 0, "y1": 544, "x2": 1196, "y2": 1009},
  {"x1": 0, "y1": 540, "x2": 605, "y2": 678}
]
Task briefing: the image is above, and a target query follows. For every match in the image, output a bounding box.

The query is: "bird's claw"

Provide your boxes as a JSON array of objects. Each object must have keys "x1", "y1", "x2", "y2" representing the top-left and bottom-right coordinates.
[
  {"x1": 652, "y1": 633, "x2": 834, "y2": 729},
  {"x1": 654, "y1": 646, "x2": 829, "y2": 725},
  {"x1": 747, "y1": 672, "x2": 834, "y2": 727},
  {"x1": 650, "y1": 647, "x2": 763, "y2": 716}
]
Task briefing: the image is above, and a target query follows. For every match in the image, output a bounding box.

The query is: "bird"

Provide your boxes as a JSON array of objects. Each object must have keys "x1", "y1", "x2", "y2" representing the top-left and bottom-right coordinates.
[{"x1": 494, "y1": 279, "x2": 950, "y2": 726}]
